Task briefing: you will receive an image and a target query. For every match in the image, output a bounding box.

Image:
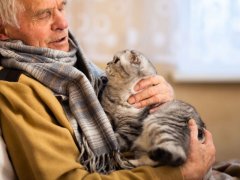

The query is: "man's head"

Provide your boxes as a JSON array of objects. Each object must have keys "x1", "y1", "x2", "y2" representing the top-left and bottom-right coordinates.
[{"x1": 0, "y1": 0, "x2": 69, "y2": 52}]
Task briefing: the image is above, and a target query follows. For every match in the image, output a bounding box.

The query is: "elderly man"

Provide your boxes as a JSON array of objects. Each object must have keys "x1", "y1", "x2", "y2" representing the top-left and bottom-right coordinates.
[{"x1": 0, "y1": 0, "x2": 215, "y2": 179}]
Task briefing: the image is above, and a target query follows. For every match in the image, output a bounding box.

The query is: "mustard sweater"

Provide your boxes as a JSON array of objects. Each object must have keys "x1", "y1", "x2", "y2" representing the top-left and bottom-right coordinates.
[{"x1": 0, "y1": 74, "x2": 183, "y2": 180}]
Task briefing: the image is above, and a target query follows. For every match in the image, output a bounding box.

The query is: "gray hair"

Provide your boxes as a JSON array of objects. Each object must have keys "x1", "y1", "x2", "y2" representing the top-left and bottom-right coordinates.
[{"x1": 0, "y1": 0, "x2": 24, "y2": 28}]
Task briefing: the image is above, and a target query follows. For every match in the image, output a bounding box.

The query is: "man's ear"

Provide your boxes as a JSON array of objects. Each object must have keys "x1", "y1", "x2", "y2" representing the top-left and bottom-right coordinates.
[
  {"x1": 0, "y1": 21, "x2": 10, "y2": 40},
  {"x1": 0, "y1": 34, "x2": 9, "y2": 40}
]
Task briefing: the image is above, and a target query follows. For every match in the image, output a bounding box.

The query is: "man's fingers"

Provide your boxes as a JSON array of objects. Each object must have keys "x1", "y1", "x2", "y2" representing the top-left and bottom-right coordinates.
[
  {"x1": 203, "y1": 129, "x2": 216, "y2": 164},
  {"x1": 134, "y1": 75, "x2": 165, "y2": 91},
  {"x1": 128, "y1": 75, "x2": 174, "y2": 108},
  {"x1": 204, "y1": 129, "x2": 215, "y2": 148},
  {"x1": 188, "y1": 119, "x2": 199, "y2": 141},
  {"x1": 128, "y1": 83, "x2": 173, "y2": 106},
  {"x1": 128, "y1": 85, "x2": 161, "y2": 104}
]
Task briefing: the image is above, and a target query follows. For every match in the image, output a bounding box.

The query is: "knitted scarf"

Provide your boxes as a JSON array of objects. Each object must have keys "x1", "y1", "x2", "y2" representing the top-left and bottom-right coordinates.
[{"x1": 0, "y1": 33, "x2": 131, "y2": 173}]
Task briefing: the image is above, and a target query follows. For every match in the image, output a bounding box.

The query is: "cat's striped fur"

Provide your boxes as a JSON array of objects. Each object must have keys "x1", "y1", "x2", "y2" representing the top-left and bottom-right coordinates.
[{"x1": 101, "y1": 50, "x2": 205, "y2": 167}]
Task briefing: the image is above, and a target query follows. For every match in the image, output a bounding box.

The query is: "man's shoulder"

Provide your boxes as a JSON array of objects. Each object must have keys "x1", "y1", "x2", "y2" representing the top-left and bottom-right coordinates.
[
  {"x1": 0, "y1": 68, "x2": 52, "y2": 96},
  {"x1": 0, "y1": 67, "x2": 23, "y2": 82}
]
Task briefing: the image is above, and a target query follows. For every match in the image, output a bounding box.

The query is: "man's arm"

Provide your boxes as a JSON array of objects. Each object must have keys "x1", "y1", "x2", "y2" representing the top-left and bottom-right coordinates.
[{"x1": 0, "y1": 74, "x2": 183, "y2": 180}]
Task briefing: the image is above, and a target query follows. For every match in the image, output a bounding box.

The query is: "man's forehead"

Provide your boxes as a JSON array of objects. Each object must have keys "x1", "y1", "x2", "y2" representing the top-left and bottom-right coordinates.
[{"x1": 20, "y1": 0, "x2": 66, "y2": 12}]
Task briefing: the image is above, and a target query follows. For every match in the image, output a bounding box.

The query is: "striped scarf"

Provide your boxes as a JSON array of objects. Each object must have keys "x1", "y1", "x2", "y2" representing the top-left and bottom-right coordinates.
[{"x1": 0, "y1": 33, "x2": 130, "y2": 173}]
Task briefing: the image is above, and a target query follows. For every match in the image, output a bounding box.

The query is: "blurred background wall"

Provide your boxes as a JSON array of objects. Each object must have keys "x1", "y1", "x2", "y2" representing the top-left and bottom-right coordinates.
[
  {"x1": 66, "y1": 0, "x2": 177, "y2": 63},
  {"x1": 66, "y1": 0, "x2": 240, "y2": 162}
]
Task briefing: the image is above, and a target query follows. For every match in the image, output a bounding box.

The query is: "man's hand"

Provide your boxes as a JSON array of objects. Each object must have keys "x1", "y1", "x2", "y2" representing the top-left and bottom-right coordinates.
[
  {"x1": 181, "y1": 119, "x2": 216, "y2": 180},
  {"x1": 127, "y1": 75, "x2": 174, "y2": 113}
]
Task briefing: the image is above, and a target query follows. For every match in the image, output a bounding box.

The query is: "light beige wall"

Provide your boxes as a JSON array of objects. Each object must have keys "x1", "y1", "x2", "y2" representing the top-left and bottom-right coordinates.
[
  {"x1": 66, "y1": 0, "x2": 176, "y2": 63},
  {"x1": 172, "y1": 82, "x2": 240, "y2": 162}
]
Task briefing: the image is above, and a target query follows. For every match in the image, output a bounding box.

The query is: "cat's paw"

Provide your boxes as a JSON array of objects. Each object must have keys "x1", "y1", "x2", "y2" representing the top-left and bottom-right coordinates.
[
  {"x1": 128, "y1": 155, "x2": 159, "y2": 167},
  {"x1": 148, "y1": 146, "x2": 186, "y2": 166}
]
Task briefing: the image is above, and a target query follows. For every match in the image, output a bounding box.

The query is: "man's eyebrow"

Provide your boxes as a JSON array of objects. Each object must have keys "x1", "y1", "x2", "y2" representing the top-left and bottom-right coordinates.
[
  {"x1": 32, "y1": 0, "x2": 67, "y2": 17},
  {"x1": 33, "y1": 8, "x2": 53, "y2": 17}
]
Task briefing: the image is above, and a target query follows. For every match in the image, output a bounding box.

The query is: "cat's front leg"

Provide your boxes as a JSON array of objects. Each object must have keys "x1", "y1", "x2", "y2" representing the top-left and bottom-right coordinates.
[{"x1": 128, "y1": 155, "x2": 159, "y2": 167}]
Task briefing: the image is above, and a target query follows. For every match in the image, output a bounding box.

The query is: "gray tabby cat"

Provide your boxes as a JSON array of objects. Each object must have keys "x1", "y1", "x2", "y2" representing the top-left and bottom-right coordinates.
[{"x1": 101, "y1": 49, "x2": 206, "y2": 167}]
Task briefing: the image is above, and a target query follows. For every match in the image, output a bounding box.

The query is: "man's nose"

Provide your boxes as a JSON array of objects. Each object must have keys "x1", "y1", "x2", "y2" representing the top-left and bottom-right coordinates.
[{"x1": 52, "y1": 10, "x2": 68, "y2": 31}]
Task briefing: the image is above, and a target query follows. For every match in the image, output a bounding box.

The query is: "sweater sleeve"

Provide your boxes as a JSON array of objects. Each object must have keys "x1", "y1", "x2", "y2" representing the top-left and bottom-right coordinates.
[{"x1": 0, "y1": 75, "x2": 183, "y2": 180}]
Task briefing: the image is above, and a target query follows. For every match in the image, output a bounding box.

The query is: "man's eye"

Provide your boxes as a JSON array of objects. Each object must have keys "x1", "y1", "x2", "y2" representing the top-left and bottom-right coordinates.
[{"x1": 38, "y1": 11, "x2": 51, "y2": 19}]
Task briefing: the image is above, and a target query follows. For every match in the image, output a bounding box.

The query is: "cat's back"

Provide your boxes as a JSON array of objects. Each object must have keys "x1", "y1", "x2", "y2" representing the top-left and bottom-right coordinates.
[{"x1": 144, "y1": 99, "x2": 205, "y2": 134}]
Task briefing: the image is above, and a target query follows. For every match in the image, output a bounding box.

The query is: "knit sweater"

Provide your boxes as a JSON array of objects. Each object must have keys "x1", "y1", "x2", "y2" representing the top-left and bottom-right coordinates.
[{"x1": 0, "y1": 73, "x2": 183, "y2": 180}]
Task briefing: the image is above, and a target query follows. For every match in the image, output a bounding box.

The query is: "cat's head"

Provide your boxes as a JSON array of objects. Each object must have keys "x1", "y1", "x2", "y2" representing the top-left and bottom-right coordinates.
[{"x1": 106, "y1": 50, "x2": 157, "y2": 87}]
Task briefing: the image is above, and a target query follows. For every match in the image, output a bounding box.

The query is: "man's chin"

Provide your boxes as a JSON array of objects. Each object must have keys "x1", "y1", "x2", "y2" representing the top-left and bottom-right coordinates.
[
  {"x1": 49, "y1": 43, "x2": 70, "y2": 52},
  {"x1": 59, "y1": 45, "x2": 70, "y2": 52}
]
